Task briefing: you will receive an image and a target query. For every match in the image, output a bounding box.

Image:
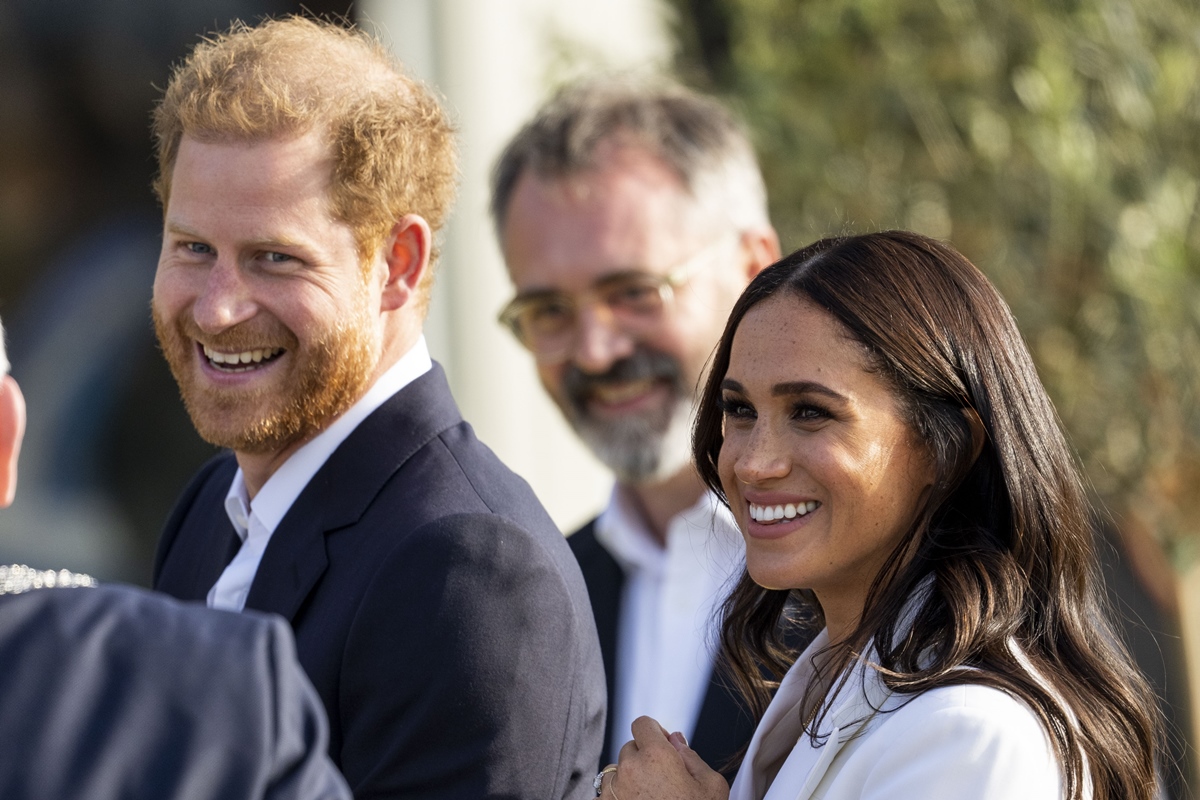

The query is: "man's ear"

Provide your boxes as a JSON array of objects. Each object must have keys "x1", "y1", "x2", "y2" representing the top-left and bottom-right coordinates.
[
  {"x1": 740, "y1": 226, "x2": 782, "y2": 283},
  {"x1": 0, "y1": 375, "x2": 27, "y2": 508},
  {"x1": 380, "y1": 214, "x2": 433, "y2": 312}
]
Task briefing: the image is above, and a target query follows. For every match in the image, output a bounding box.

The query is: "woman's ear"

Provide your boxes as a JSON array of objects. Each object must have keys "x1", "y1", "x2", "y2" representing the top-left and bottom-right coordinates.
[{"x1": 0, "y1": 375, "x2": 27, "y2": 508}]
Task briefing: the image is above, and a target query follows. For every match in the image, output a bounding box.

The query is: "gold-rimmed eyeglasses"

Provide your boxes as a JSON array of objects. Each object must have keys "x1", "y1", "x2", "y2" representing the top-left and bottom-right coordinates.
[{"x1": 498, "y1": 234, "x2": 739, "y2": 365}]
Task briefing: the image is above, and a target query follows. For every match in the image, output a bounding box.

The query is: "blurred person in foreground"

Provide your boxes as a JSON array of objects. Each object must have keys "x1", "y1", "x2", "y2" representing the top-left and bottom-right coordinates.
[
  {"x1": 596, "y1": 231, "x2": 1161, "y2": 800},
  {"x1": 491, "y1": 78, "x2": 782, "y2": 778},
  {"x1": 150, "y1": 17, "x2": 603, "y2": 799},
  {"x1": 0, "y1": 317, "x2": 351, "y2": 800}
]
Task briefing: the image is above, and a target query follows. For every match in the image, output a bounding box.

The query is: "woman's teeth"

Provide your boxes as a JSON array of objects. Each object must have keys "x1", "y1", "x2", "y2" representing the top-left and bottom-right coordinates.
[{"x1": 748, "y1": 500, "x2": 820, "y2": 523}]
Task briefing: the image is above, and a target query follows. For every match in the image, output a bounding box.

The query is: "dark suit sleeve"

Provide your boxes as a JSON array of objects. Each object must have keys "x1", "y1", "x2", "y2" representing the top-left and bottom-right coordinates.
[
  {"x1": 253, "y1": 612, "x2": 355, "y2": 800},
  {"x1": 0, "y1": 587, "x2": 350, "y2": 800},
  {"x1": 338, "y1": 513, "x2": 596, "y2": 800}
]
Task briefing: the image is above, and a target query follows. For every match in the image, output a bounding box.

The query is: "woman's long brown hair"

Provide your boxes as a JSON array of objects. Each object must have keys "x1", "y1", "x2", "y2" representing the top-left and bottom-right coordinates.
[{"x1": 694, "y1": 231, "x2": 1161, "y2": 799}]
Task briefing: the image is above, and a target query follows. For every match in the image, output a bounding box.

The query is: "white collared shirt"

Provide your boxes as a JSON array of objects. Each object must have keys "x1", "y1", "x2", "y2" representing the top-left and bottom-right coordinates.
[
  {"x1": 595, "y1": 487, "x2": 744, "y2": 755},
  {"x1": 207, "y1": 337, "x2": 433, "y2": 611}
]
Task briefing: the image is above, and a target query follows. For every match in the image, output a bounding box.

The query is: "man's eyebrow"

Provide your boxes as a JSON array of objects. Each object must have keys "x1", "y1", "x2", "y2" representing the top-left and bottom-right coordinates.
[
  {"x1": 514, "y1": 269, "x2": 663, "y2": 300},
  {"x1": 511, "y1": 287, "x2": 568, "y2": 302},
  {"x1": 163, "y1": 221, "x2": 202, "y2": 238},
  {"x1": 162, "y1": 222, "x2": 307, "y2": 251}
]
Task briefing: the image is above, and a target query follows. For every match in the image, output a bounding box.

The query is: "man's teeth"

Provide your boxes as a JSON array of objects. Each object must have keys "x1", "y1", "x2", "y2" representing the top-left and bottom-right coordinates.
[
  {"x1": 748, "y1": 500, "x2": 820, "y2": 523},
  {"x1": 203, "y1": 345, "x2": 284, "y2": 370},
  {"x1": 592, "y1": 378, "x2": 656, "y2": 405}
]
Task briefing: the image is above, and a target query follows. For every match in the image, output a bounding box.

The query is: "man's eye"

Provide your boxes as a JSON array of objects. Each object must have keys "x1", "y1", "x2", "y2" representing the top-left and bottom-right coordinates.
[
  {"x1": 606, "y1": 281, "x2": 662, "y2": 309},
  {"x1": 263, "y1": 251, "x2": 293, "y2": 264},
  {"x1": 184, "y1": 242, "x2": 213, "y2": 255},
  {"x1": 525, "y1": 301, "x2": 573, "y2": 329}
]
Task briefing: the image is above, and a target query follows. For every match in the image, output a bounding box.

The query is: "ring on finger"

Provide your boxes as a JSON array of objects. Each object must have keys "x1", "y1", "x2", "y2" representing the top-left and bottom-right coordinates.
[{"x1": 593, "y1": 764, "x2": 618, "y2": 798}]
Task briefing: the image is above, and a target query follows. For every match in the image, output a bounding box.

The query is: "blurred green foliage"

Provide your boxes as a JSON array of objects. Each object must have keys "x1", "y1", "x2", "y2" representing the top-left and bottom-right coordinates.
[{"x1": 668, "y1": 0, "x2": 1200, "y2": 565}]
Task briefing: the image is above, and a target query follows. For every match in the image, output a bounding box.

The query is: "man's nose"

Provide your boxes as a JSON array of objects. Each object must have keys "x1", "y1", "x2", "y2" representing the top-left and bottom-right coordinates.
[
  {"x1": 191, "y1": 259, "x2": 257, "y2": 334},
  {"x1": 568, "y1": 303, "x2": 636, "y2": 374}
]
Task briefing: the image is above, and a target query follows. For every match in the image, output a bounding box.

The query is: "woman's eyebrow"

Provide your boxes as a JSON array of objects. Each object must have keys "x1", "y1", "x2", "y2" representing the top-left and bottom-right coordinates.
[
  {"x1": 721, "y1": 376, "x2": 845, "y2": 402},
  {"x1": 771, "y1": 381, "x2": 844, "y2": 401}
]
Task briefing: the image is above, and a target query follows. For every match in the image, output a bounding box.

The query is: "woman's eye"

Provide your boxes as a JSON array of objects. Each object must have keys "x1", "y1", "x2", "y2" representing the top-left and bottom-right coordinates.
[
  {"x1": 719, "y1": 396, "x2": 755, "y2": 420},
  {"x1": 792, "y1": 403, "x2": 831, "y2": 422}
]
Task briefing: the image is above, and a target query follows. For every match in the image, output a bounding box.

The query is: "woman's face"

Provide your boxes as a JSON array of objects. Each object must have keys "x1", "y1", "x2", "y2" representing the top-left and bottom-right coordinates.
[{"x1": 717, "y1": 294, "x2": 934, "y2": 633}]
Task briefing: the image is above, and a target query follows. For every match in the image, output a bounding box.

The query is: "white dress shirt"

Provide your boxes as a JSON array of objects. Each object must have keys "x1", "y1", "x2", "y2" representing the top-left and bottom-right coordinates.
[
  {"x1": 207, "y1": 337, "x2": 433, "y2": 611},
  {"x1": 595, "y1": 488, "x2": 744, "y2": 756}
]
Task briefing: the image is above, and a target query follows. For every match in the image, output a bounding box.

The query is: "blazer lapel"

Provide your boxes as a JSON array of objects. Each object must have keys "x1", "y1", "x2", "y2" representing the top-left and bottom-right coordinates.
[
  {"x1": 154, "y1": 456, "x2": 242, "y2": 603},
  {"x1": 242, "y1": 491, "x2": 329, "y2": 621},
  {"x1": 243, "y1": 363, "x2": 464, "y2": 622},
  {"x1": 730, "y1": 631, "x2": 826, "y2": 800},
  {"x1": 571, "y1": 523, "x2": 624, "y2": 765},
  {"x1": 734, "y1": 586, "x2": 931, "y2": 800},
  {"x1": 731, "y1": 629, "x2": 897, "y2": 800},
  {"x1": 767, "y1": 650, "x2": 896, "y2": 800}
]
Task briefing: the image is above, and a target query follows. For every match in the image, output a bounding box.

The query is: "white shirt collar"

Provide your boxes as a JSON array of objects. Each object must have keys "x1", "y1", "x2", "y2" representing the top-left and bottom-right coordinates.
[
  {"x1": 223, "y1": 336, "x2": 433, "y2": 540},
  {"x1": 594, "y1": 486, "x2": 739, "y2": 574}
]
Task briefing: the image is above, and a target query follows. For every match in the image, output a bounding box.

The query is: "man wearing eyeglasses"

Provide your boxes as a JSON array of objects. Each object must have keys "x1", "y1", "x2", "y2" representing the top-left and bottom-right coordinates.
[{"x1": 490, "y1": 78, "x2": 782, "y2": 780}]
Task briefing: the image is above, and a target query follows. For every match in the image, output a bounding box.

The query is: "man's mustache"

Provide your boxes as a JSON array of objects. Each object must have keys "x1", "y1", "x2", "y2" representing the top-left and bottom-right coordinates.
[{"x1": 561, "y1": 349, "x2": 683, "y2": 406}]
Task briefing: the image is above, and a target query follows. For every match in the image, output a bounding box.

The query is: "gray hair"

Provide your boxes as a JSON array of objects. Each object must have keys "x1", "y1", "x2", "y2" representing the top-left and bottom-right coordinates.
[{"x1": 490, "y1": 76, "x2": 770, "y2": 238}]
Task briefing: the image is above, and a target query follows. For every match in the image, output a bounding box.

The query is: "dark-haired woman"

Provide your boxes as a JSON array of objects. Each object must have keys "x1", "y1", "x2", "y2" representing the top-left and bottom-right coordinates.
[{"x1": 595, "y1": 231, "x2": 1160, "y2": 800}]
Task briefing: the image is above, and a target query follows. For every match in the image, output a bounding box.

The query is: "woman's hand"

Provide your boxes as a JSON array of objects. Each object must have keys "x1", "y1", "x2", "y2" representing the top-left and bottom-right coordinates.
[{"x1": 597, "y1": 716, "x2": 730, "y2": 800}]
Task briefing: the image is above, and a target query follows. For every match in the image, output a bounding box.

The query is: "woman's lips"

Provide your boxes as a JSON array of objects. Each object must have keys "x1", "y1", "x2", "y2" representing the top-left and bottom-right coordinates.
[{"x1": 741, "y1": 498, "x2": 821, "y2": 539}]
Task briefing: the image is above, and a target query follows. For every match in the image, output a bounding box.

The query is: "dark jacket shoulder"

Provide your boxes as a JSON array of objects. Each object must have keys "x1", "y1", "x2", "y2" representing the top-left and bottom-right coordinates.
[{"x1": 0, "y1": 584, "x2": 349, "y2": 800}]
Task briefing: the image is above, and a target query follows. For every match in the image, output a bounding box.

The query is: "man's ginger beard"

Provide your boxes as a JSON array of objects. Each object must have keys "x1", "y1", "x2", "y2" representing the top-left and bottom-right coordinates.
[{"x1": 153, "y1": 304, "x2": 377, "y2": 455}]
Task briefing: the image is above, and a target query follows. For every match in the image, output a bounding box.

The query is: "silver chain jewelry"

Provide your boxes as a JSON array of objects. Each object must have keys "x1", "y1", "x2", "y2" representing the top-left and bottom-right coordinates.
[{"x1": 0, "y1": 564, "x2": 97, "y2": 595}]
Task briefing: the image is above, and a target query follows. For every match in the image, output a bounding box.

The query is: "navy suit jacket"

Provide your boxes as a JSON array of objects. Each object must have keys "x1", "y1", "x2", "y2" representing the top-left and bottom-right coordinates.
[
  {"x1": 568, "y1": 519, "x2": 757, "y2": 780},
  {"x1": 154, "y1": 364, "x2": 606, "y2": 800},
  {"x1": 0, "y1": 584, "x2": 349, "y2": 800}
]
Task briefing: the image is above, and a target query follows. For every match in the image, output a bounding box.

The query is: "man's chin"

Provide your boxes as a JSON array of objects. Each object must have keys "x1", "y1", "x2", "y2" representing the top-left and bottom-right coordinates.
[
  {"x1": 570, "y1": 411, "x2": 694, "y2": 485},
  {"x1": 182, "y1": 392, "x2": 320, "y2": 455},
  {"x1": 189, "y1": 415, "x2": 304, "y2": 456}
]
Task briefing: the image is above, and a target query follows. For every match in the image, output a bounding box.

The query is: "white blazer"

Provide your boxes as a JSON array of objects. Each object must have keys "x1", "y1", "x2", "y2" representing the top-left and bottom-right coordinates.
[{"x1": 728, "y1": 629, "x2": 1067, "y2": 800}]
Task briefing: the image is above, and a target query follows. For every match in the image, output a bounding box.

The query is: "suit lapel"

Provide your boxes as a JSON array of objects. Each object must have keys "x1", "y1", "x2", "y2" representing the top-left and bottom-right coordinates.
[
  {"x1": 569, "y1": 521, "x2": 624, "y2": 765},
  {"x1": 732, "y1": 586, "x2": 932, "y2": 800},
  {"x1": 243, "y1": 363, "x2": 464, "y2": 622},
  {"x1": 242, "y1": 483, "x2": 330, "y2": 620},
  {"x1": 733, "y1": 634, "x2": 894, "y2": 800},
  {"x1": 731, "y1": 629, "x2": 874, "y2": 800},
  {"x1": 767, "y1": 662, "x2": 889, "y2": 799},
  {"x1": 155, "y1": 456, "x2": 241, "y2": 602}
]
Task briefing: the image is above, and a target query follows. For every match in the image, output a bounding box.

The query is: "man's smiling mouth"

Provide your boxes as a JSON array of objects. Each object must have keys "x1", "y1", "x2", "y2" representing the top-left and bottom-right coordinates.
[
  {"x1": 589, "y1": 378, "x2": 664, "y2": 406},
  {"x1": 202, "y1": 344, "x2": 286, "y2": 373}
]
